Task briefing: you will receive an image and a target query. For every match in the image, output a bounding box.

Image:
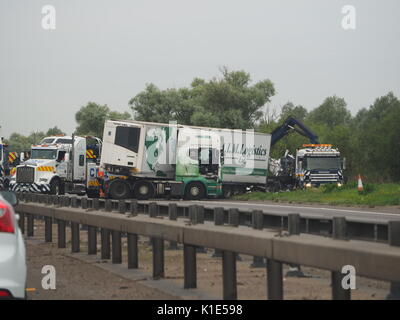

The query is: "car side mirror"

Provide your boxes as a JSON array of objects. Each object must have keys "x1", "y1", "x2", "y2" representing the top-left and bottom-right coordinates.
[{"x1": 0, "y1": 191, "x2": 18, "y2": 207}]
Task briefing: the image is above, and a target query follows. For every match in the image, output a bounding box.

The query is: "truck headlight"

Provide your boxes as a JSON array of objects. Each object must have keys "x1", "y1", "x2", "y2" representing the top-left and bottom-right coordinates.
[
  {"x1": 337, "y1": 183, "x2": 342, "y2": 187},
  {"x1": 305, "y1": 183, "x2": 312, "y2": 188}
]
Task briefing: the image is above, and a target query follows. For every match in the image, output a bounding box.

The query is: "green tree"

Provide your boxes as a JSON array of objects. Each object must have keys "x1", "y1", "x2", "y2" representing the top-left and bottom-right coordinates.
[
  {"x1": 108, "y1": 111, "x2": 131, "y2": 121},
  {"x1": 46, "y1": 126, "x2": 65, "y2": 136},
  {"x1": 279, "y1": 102, "x2": 308, "y2": 121},
  {"x1": 7, "y1": 131, "x2": 46, "y2": 153},
  {"x1": 75, "y1": 102, "x2": 131, "y2": 138},
  {"x1": 307, "y1": 96, "x2": 351, "y2": 128},
  {"x1": 129, "y1": 84, "x2": 189, "y2": 124},
  {"x1": 351, "y1": 92, "x2": 400, "y2": 181},
  {"x1": 129, "y1": 67, "x2": 275, "y2": 129}
]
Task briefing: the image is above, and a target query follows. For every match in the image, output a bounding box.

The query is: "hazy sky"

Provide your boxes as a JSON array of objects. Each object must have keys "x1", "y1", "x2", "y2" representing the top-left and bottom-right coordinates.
[{"x1": 0, "y1": 0, "x2": 399, "y2": 138}]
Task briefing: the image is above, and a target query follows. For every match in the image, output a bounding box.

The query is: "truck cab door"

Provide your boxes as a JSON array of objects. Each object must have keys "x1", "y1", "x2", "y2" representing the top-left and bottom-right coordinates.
[
  {"x1": 55, "y1": 151, "x2": 68, "y2": 178},
  {"x1": 73, "y1": 139, "x2": 86, "y2": 181},
  {"x1": 199, "y1": 148, "x2": 220, "y2": 179}
]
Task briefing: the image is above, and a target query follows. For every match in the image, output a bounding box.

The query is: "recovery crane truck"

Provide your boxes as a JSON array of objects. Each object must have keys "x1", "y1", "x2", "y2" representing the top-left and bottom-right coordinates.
[
  {"x1": 10, "y1": 135, "x2": 102, "y2": 196},
  {"x1": 267, "y1": 117, "x2": 345, "y2": 191}
]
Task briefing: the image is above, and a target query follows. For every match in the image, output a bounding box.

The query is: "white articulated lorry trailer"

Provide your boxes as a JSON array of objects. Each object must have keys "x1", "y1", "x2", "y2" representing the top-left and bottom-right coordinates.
[{"x1": 98, "y1": 120, "x2": 271, "y2": 200}]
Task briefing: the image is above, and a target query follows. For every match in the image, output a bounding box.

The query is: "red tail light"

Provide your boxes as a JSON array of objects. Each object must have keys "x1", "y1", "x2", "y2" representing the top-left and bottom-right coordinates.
[
  {"x1": 0, "y1": 202, "x2": 15, "y2": 233},
  {"x1": 0, "y1": 290, "x2": 12, "y2": 297}
]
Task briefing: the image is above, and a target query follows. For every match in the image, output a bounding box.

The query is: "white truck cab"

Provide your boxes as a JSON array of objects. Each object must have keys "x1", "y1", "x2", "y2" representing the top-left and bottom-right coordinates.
[{"x1": 10, "y1": 135, "x2": 101, "y2": 196}]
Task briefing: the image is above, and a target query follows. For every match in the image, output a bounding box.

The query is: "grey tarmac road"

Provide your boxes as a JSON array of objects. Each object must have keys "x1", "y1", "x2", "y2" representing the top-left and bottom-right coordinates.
[{"x1": 138, "y1": 199, "x2": 400, "y2": 224}]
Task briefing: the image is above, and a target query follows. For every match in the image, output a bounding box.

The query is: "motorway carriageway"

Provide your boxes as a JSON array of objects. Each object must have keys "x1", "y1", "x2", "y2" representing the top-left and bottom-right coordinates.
[{"x1": 138, "y1": 199, "x2": 400, "y2": 224}]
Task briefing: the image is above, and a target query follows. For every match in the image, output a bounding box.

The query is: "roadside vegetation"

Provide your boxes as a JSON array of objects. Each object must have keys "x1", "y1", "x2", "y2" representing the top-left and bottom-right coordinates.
[
  {"x1": 6, "y1": 67, "x2": 400, "y2": 183},
  {"x1": 234, "y1": 183, "x2": 400, "y2": 206}
]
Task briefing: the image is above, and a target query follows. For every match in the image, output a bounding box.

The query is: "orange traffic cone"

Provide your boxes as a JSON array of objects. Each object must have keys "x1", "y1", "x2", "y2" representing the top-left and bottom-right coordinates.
[{"x1": 357, "y1": 174, "x2": 364, "y2": 192}]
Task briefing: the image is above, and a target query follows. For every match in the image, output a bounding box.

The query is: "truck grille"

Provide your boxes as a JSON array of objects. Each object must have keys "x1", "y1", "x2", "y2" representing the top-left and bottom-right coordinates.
[
  {"x1": 309, "y1": 173, "x2": 339, "y2": 182},
  {"x1": 16, "y1": 166, "x2": 35, "y2": 183}
]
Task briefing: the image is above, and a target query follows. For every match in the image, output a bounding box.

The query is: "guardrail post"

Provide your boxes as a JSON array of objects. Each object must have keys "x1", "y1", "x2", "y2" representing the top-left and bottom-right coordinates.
[
  {"x1": 193, "y1": 206, "x2": 206, "y2": 254},
  {"x1": 149, "y1": 204, "x2": 165, "y2": 278},
  {"x1": 118, "y1": 200, "x2": 126, "y2": 214},
  {"x1": 130, "y1": 200, "x2": 138, "y2": 216},
  {"x1": 71, "y1": 197, "x2": 78, "y2": 208},
  {"x1": 387, "y1": 221, "x2": 400, "y2": 300},
  {"x1": 88, "y1": 226, "x2": 97, "y2": 255},
  {"x1": 228, "y1": 208, "x2": 239, "y2": 226},
  {"x1": 212, "y1": 207, "x2": 224, "y2": 258},
  {"x1": 105, "y1": 199, "x2": 113, "y2": 212},
  {"x1": 71, "y1": 221, "x2": 80, "y2": 253},
  {"x1": 81, "y1": 198, "x2": 88, "y2": 210},
  {"x1": 168, "y1": 203, "x2": 179, "y2": 250},
  {"x1": 149, "y1": 202, "x2": 158, "y2": 217},
  {"x1": 45, "y1": 195, "x2": 51, "y2": 206},
  {"x1": 27, "y1": 214, "x2": 34, "y2": 237},
  {"x1": 50, "y1": 195, "x2": 57, "y2": 206},
  {"x1": 112, "y1": 230, "x2": 122, "y2": 264},
  {"x1": 66, "y1": 196, "x2": 72, "y2": 207},
  {"x1": 222, "y1": 251, "x2": 237, "y2": 300},
  {"x1": 18, "y1": 212, "x2": 25, "y2": 234},
  {"x1": 184, "y1": 245, "x2": 197, "y2": 289},
  {"x1": 87, "y1": 198, "x2": 93, "y2": 209},
  {"x1": 332, "y1": 217, "x2": 346, "y2": 239},
  {"x1": 251, "y1": 210, "x2": 266, "y2": 268},
  {"x1": 92, "y1": 198, "x2": 100, "y2": 210},
  {"x1": 44, "y1": 216, "x2": 52, "y2": 243},
  {"x1": 286, "y1": 213, "x2": 304, "y2": 277},
  {"x1": 267, "y1": 259, "x2": 283, "y2": 300},
  {"x1": 188, "y1": 205, "x2": 196, "y2": 222},
  {"x1": 57, "y1": 220, "x2": 66, "y2": 248},
  {"x1": 127, "y1": 233, "x2": 138, "y2": 269},
  {"x1": 152, "y1": 237, "x2": 165, "y2": 279},
  {"x1": 228, "y1": 208, "x2": 242, "y2": 261},
  {"x1": 101, "y1": 228, "x2": 111, "y2": 260},
  {"x1": 58, "y1": 196, "x2": 64, "y2": 207},
  {"x1": 146, "y1": 202, "x2": 158, "y2": 247},
  {"x1": 331, "y1": 217, "x2": 351, "y2": 300}
]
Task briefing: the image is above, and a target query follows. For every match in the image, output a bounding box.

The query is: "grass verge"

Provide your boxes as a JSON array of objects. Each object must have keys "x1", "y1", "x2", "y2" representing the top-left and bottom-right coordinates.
[{"x1": 234, "y1": 183, "x2": 400, "y2": 206}]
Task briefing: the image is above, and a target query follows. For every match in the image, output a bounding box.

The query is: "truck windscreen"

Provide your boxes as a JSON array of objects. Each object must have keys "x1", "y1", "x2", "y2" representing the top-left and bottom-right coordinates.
[
  {"x1": 40, "y1": 138, "x2": 55, "y2": 144},
  {"x1": 31, "y1": 149, "x2": 57, "y2": 160},
  {"x1": 115, "y1": 126, "x2": 140, "y2": 153},
  {"x1": 305, "y1": 157, "x2": 341, "y2": 170}
]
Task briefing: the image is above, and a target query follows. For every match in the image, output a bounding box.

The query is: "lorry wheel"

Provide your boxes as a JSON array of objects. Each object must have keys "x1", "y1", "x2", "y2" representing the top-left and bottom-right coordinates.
[
  {"x1": 185, "y1": 182, "x2": 206, "y2": 200},
  {"x1": 109, "y1": 179, "x2": 130, "y2": 199},
  {"x1": 49, "y1": 178, "x2": 63, "y2": 195},
  {"x1": 133, "y1": 181, "x2": 155, "y2": 200}
]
